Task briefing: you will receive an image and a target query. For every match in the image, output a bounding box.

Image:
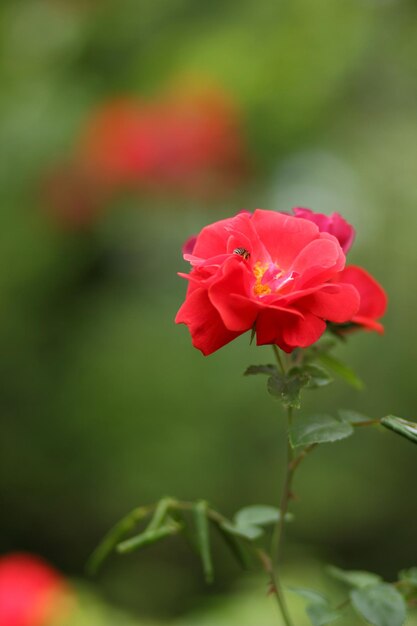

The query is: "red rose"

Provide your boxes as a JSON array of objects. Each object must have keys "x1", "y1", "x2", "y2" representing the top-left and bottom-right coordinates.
[
  {"x1": 291, "y1": 208, "x2": 387, "y2": 334},
  {"x1": 333, "y1": 265, "x2": 387, "y2": 333},
  {"x1": 77, "y1": 88, "x2": 248, "y2": 198},
  {"x1": 292, "y1": 207, "x2": 355, "y2": 253},
  {"x1": 0, "y1": 554, "x2": 69, "y2": 626},
  {"x1": 176, "y1": 210, "x2": 363, "y2": 355},
  {"x1": 182, "y1": 234, "x2": 198, "y2": 256}
]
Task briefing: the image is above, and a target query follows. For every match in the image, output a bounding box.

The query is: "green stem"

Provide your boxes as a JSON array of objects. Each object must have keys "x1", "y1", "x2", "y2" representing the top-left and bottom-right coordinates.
[
  {"x1": 270, "y1": 407, "x2": 294, "y2": 567},
  {"x1": 272, "y1": 344, "x2": 286, "y2": 375},
  {"x1": 268, "y1": 341, "x2": 321, "y2": 626},
  {"x1": 264, "y1": 401, "x2": 295, "y2": 626},
  {"x1": 268, "y1": 417, "x2": 318, "y2": 626},
  {"x1": 257, "y1": 549, "x2": 295, "y2": 626},
  {"x1": 353, "y1": 419, "x2": 381, "y2": 428},
  {"x1": 86, "y1": 504, "x2": 153, "y2": 575}
]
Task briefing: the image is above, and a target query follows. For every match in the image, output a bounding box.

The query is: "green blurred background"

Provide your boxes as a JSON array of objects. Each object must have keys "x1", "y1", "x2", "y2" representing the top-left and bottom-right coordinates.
[{"x1": 1, "y1": 0, "x2": 417, "y2": 623}]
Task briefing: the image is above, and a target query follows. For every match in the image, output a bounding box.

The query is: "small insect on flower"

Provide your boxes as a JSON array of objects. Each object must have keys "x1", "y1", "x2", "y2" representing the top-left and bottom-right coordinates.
[{"x1": 233, "y1": 247, "x2": 251, "y2": 260}]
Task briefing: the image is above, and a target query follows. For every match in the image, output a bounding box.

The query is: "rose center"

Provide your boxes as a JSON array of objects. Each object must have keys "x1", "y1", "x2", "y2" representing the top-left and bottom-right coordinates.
[
  {"x1": 252, "y1": 261, "x2": 295, "y2": 298},
  {"x1": 253, "y1": 262, "x2": 275, "y2": 297}
]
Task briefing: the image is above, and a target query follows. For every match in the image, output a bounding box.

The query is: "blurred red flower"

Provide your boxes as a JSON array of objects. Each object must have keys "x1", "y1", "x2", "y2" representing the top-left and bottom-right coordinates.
[
  {"x1": 175, "y1": 209, "x2": 376, "y2": 355},
  {"x1": 77, "y1": 87, "x2": 248, "y2": 198},
  {"x1": 0, "y1": 554, "x2": 70, "y2": 626}
]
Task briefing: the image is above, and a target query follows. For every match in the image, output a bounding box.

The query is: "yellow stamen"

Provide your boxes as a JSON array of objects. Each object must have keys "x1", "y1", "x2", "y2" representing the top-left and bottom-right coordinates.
[
  {"x1": 253, "y1": 262, "x2": 272, "y2": 297},
  {"x1": 253, "y1": 261, "x2": 268, "y2": 279},
  {"x1": 254, "y1": 283, "x2": 272, "y2": 297}
]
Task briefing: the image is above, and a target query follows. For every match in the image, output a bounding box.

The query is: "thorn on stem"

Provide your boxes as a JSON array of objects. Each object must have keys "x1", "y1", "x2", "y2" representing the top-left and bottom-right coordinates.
[{"x1": 267, "y1": 581, "x2": 277, "y2": 596}]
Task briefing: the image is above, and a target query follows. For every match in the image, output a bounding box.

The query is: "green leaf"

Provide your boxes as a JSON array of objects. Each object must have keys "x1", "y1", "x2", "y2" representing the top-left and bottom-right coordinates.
[
  {"x1": 146, "y1": 497, "x2": 173, "y2": 531},
  {"x1": 233, "y1": 505, "x2": 293, "y2": 528},
  {"x1": 381, "y1": 415, "x2": 417, "y2": 445},
  {"x1": 327, "y1": 565, "x2": 382, "y2": 588},
  {"x1": 193, "y1": 501, "x2": 213, "y2": 583},
  {"x1": 220, "y1": 521, "x2": 263, "y2": 541},
  {"x1": 116, "y1": 521, "x2": 181, "y2": 554},
  {"x1": 399, "y1": 567, "x2": 417, "y2": 587},
  {"x1": 327, "y1": 321, "x2": 357, "y2": 339},
  {"x1": 289, "y1": 587, "x2": 328, "y2": 604},
  {"x1": 244, "y1": 364, "x2": 277, "y2": 376},
  {"x1": 234, "y1": 505, "x2": 281, "y2": 527},
  {"x1": 303, "y1": 364, "x2": 333, "y2": 389},
  {"x1": 306, "y1": 603, "x2": 342, "y2": 626},
  {"x1": 86, "y1": 505, "x2": 152, "y2": 575},
  {"x1": 338, "y1": 410, "x2": 373, "y2": 425},
  {"x1": 267, "y1": 371, "x2": 309, "y2": 409},
  {"x1": 318, "y1": 353, "x2": 363, "y2": 390},
  {"x1": 172, "y1": 510, "x2": 199, "y2": 555},
  {"x1": 289, "y1": 588, "x2": 341, "y2": 626},
  {"x1": 309, "y1": 339, "x2": 337, "y2": 356},
  {"x1": 350, "y1": 583, "x2": 407, "y2": 626},
  {"x1": 290, "y1": 414, "x2": 354, "y2": 448},
  {"x1": 213, "y1": 523, "x2": 251, "y2": 570}
]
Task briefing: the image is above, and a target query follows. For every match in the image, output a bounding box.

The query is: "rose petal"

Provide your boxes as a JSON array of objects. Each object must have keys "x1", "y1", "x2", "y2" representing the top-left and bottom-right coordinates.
[
  {"x1": 339, "y1": 265, "x2": 387, "y2": 319},
  {"x1": 251, "y1": 210, "x2": 319, "y2": 269},
  {"x1": 299, "y1": 283, "x2": 360, "y2": 323},
  {"x1": 282, "y1": 311, "x2": 327, "y2": 349},
  {"x1": 208, "y1": 258, "x2": 258, "y2": 331},
  {"x1": 255, "y1": 308, "x2": 302, "y2": 352},
  {"x1": 290, "y1": 236, "x2": 345, "y2": 287},
  {"x1": 293, "y1": 207, "x2": 355, "y2": 253},
  {"x1": 175, "y1": 288, "x2": 242, "y2": 355}
]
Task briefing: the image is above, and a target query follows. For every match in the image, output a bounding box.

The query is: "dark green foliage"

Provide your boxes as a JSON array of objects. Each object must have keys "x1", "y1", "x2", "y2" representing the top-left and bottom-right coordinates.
[
  {"x1": 317, "y1": 352, "x2": 364, "y2": 390},
  {"x1": 246, "y1": 342, "x2": 360, "y2": 410},
  {"x1": 267, "y1": 370, "x2": 311, "y2": 409},
  {"x1": 289, "y1": 588, "x2": 342, "y2": 625},
  {"x1": 381, "y1": 415, "x2": 417, "y2": 445},
  {"x1": 219, "y1": 504, "x2": 292, "y2": 542},
  {"x1": 338, "y1": 409, "x2": 373, "y2": 425},
  {"x1": 327, "y1": 565, "x2": 382, "y2": 589},
  {"x1": 289, "y1": 414, "x2": 354, "y2": 448},
  {"x1": 399, "y1": 567, "x2": 417, "y2": 587},
  {"x1": 302, "y1": 364, "x2": 333, "y2": 389},
  {"x1": 350, "y1": 584, "x2": 407, "y2": 626},
  {"x1": 117, "y1": 522, "x2": 182, "y2": 554},
  {"x1": 306, "y1": 602, "x2": 342, "y2": 626},
  {"x1": 193, "y1": 501, "x2": 213, "y2": 583},
  {"x1": 86, "y1": 506, "x2": 152, "y2": 575},
  {"x1": 89, "y1": 498, "x2": 290, "y2": 583},
  {"x1": 234, "y1": 504, "x2": 282, "y2": 527},
  {"x1": 244, "y1": 364, "x2": 277, "y2": 376}
]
